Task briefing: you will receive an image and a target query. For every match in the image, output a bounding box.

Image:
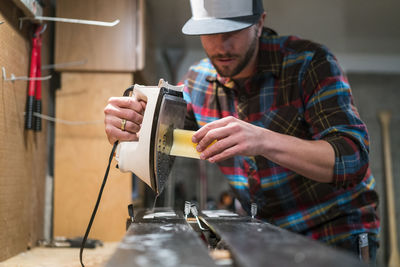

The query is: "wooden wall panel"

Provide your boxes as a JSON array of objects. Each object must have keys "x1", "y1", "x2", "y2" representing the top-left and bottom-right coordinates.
[
  {"x1": 54, "y1": 72, "x2": 133, "y2": 241},
  {"x1": 55, "y1": 0, "x2": 144, "y2": 72},
  {"x1": 0, "y1": 0, "x2": 50, "y2": 261}
]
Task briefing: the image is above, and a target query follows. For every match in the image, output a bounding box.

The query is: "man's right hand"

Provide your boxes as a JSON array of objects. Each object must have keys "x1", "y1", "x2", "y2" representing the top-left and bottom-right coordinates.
[{"x1": 104, "y1": 96, "x2": 146, "y2": 144}]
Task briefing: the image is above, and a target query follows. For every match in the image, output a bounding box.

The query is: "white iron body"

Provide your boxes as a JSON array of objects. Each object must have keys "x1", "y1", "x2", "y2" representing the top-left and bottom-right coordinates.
[{"x1": 115, "y1": 80, "x2": 186, "y2": 194}]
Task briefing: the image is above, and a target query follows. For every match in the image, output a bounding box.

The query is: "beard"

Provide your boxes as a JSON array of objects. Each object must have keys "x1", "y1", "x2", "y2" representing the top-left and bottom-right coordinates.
[{"x1": 208, "y1": 33, "x2": 258, "y2": 78}]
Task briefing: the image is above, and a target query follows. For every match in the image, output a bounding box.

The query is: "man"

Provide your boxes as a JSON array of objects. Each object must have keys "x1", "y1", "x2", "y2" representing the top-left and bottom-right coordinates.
[{"x1": 104, "y1": 0, "x2": 379, "y2": 262}]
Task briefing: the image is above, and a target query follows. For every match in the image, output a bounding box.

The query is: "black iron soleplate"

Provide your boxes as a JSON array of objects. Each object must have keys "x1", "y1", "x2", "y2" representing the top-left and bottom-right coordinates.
[{"x1": 149, "y1": 88, "x2": 187, "y2": 194}]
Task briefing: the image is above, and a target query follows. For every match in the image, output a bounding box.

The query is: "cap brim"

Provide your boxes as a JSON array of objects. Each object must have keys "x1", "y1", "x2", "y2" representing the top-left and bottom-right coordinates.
[{"x1": 182, "y1": 14, "x2": 261, "y2": 35}]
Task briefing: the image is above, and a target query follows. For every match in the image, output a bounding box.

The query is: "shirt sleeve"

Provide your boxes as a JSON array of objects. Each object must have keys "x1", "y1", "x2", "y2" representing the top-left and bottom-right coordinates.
[{"x1": 301, "y1": 47, "x2": 370, "y2": 189}]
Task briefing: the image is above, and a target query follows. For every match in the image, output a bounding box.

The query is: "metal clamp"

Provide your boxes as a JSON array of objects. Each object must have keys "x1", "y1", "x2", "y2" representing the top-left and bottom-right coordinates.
[
  {"x1": 184, "y1": 202, "x2": 206, "y2": 231},
  {"x1": 190, "y1": 204, "x2": 207, "y2": 231},
  {"x1": 358, "y1": 233, "x2": 369, "y2": 263},
  {"x1": 251, "y1": 203, "x2": 257, "y2": 219},
  {"x1": 184, "y1": 201, "x2": 191, "y2": 219}
]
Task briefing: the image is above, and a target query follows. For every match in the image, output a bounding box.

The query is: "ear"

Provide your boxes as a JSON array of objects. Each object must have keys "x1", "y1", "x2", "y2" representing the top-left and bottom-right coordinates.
[{"x1": 256, "y1": 12, "x2": 266, "y2": 37}]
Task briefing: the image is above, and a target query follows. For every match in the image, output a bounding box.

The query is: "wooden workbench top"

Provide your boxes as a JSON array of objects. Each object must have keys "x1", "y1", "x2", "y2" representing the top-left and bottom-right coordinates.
[{"x1": 0, "y1": 242, "x2": 118, "y2": 267}]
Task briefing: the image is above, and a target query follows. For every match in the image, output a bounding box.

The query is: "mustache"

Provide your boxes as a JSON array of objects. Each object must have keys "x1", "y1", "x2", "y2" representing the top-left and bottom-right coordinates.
[{"x1": 210, "y1": 53, "x2": 239, "y2": 60}]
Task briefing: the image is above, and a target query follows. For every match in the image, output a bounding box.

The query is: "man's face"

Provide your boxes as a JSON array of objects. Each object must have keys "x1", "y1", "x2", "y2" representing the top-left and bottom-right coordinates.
[{"x1": 200, "y1": 25, "x2": 259, "y2": 79}]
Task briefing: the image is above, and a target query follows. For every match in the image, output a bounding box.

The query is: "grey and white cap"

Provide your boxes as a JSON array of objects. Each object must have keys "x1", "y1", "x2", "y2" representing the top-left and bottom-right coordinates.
[{"x1": 182, "y1": 0, "x2": 264, "y2": 35}]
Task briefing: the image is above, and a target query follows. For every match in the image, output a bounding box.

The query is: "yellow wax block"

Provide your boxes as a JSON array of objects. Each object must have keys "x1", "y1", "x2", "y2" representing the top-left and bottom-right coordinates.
[
  {"x1": 170, "y1": 129, "x2": 217, "y2": 159},
  {"x1": 170, "y1": 129, "x2": 200, "y2": 159}
]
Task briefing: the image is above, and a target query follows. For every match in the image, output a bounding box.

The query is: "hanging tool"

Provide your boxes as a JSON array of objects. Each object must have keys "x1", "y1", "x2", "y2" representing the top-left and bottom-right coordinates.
[{"x1": 26, "y1": 24, "x2": 46, "y2": 131}]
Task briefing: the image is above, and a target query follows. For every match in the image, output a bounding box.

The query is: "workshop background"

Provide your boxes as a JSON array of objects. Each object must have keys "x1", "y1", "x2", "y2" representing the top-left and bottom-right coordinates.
[{"x1": 0, "y1": 0, "x2": 399, "y2": 266}]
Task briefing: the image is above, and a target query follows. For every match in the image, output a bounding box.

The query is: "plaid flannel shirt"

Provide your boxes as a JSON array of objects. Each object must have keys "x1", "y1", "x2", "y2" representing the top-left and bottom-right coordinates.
[{"x1": 182, "y1": 28, "x2": 379, "y2": 244}]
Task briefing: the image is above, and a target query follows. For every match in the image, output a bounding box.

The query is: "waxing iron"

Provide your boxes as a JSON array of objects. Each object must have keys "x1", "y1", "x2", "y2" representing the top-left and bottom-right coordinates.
[{"x1": 116, "y1": 79, "x2": 187, "y2": 195}]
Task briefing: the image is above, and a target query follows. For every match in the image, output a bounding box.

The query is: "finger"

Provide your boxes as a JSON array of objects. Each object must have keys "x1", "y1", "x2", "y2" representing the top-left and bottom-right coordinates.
[
  {"x1": 199, "y1": 135, "x2": 237, "y2": 160},
  {"x1": 207, "y1": 144, "x2": 241, "y2": 163},
  {"x1": 192, "y1": 116, "x2": 234, "y2": 143},
  {"x1": 105, "y1": 104, "x2": 144, "y2": 125},
  {"x1": 105, "y1": 123, "x2": 139, "y2": 144},
  {"x1": 139, "y1": 100, "x2": 146, "y2": 111},
  {"x1": 123, "y1": 119, "x2": 141, "y2": 134},
  {"x1": 106, "y1": 115, "x2": 141, "y2": 134},
  {"x1": 196, "y1": 126, "x2": 230, "y2": 152},
  {"x1": 108, "y1": 96, "x2": 145, "y2": 114}
]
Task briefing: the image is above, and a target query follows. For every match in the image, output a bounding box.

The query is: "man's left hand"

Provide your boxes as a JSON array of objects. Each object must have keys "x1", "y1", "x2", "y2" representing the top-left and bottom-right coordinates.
[{"x1": 192, "y1": 116, "x2": 266, "y2": 162}]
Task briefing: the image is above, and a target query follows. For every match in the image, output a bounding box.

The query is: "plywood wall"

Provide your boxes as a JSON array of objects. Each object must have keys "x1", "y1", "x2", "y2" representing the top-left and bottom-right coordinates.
[
  {"x1": 55, "y1": 0, "x2": 145, "y2": 72},
  {"x1": 53, "y1": 72, "x2": 133, "y2": 241},
  {"x1": 0, "y1": 0, "x2": 50, "y2": 261}
]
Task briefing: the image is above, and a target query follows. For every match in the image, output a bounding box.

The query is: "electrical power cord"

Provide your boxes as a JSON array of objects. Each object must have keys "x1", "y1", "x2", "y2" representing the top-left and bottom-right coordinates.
[
  {"x1": 79, "y1": 86, "x2": 134, "y2": 267},
  {"x1": 79, "y1": 141, "x2": 118, "y2": 267}
]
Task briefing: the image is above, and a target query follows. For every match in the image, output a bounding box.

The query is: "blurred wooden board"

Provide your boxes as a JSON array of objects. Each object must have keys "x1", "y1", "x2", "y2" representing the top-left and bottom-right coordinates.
[
  {"x1": 55, "y1": 0, "x2": 144, "y2": 72},
  {"x1": 54, "y1": 72, "x2": 134, "y2": 242}
]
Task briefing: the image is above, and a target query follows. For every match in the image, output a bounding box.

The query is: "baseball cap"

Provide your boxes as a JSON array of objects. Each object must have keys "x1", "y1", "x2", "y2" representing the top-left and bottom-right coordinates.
[{"x1": 182, "y1": 0, "x2": 264, "y2": 35}]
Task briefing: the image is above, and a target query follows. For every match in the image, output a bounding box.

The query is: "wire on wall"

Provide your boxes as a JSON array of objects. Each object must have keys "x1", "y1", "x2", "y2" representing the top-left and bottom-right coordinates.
[{"x1": 31, "y1": 112, "x2": 103, "y2": 125}]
